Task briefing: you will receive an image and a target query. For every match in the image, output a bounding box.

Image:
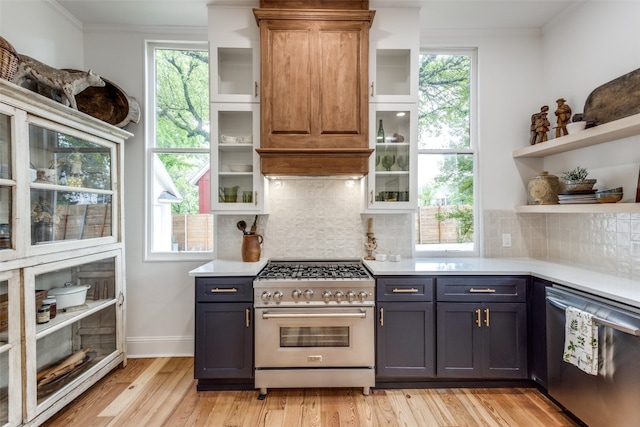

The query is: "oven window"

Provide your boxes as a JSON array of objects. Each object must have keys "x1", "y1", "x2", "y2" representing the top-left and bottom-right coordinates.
[{"x1": 280, "y1": 327, "x2": 349, "y2": 347}]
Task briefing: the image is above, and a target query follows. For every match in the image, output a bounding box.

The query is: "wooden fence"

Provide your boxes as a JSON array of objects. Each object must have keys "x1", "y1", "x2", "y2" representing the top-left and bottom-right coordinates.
[
  {"x1": 171, "y1": 214, "x2": 214, "y2": 251},
  {"x1": 415, "y1": 205, "x2": 468, "y2": 244}
]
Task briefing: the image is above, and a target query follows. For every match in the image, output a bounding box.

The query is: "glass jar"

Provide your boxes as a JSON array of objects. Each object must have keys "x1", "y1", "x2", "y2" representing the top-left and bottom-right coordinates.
[
  {"x1": 37, "y1": 305, "x2": 50, "y2": 324},
  {"x1": 42, "y1": 297, "x2": 57, "y2": 319}
]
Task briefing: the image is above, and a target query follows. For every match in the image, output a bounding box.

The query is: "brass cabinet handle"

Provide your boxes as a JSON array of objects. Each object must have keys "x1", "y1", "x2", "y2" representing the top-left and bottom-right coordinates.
[
  {"x1": 475, "y1": 309, "x2": 481, "y2": 327},
  {"x1": 245, "y1": 308, "x2": 251, "y2": 328},
  {"x1": 254, "y1": 191, "x2": 258, "y2": 206},
  {"x1": 210, "y1": 287, "x2": 237, "y2": 293},
  {"x1": 370, "y1": 81, "x2": 375, "y2": 97},
  {"x1": 370, "y1": 190, "x2": 374, "y2": 204},
  {"x1": 392, "y1": 288, "x2": 419, "y2": 293},
  {"x1": 484, "y1": 308, "x2": 490, "y2": 327},
  {"x1": 469, "y1": 288, "x2": 496, "y2": 293},
  {"x1": 254, "y1": 81, "x2": 258, "y2": 98},
  {"x1": 380, "y1": 307, "x2": 384, "y2": 326}
]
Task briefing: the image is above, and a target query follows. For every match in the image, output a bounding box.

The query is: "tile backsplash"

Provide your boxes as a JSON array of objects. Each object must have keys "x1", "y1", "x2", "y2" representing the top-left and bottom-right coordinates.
[
  {"x1": 484, "y1": 210, "x2": 640, "y2": 280},
  {"x1": 217, "y1": 180, "x2": 640, "y2": 280},
  {"x1": 216, "y1": 179, "x2": 413, "y2": 261}
]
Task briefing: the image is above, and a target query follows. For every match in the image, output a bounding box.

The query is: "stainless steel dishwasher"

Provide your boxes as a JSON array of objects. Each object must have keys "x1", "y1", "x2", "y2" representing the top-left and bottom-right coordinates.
[{"x1": 546, "y1": 286, "x2": 640, "y2": 427}]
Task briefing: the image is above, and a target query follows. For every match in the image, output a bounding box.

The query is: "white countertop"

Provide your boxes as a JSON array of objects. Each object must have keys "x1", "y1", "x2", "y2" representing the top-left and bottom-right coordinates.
[
  {"x1": 363, "y1": 258, "x2": 640, "y2": 309},
  {"x1": 188, "y1": 259, "x2": 268, "y2": 277},
  {"x1": 189, "y1": 257, "x2": 640, "y2": 309}
]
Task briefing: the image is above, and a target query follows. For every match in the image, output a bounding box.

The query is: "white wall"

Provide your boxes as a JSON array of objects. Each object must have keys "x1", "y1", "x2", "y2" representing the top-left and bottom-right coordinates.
[
  {"x1": 3, "y1": 1, "x2": 638, "y2": 357},
  {"x1": 539, "y1": 1, "x2": 640, "y2": 196},
  {"x1": 0, "y1": 0, "x2": 84, "y2": 69}
]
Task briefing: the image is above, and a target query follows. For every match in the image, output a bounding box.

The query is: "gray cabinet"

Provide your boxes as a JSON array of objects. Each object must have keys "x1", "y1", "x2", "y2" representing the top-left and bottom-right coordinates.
[
  {"x1": 436, "y1": 276, "x2": 528, "y2": 379},
  {"x1": 376, "y1": 277, "x2": 435, "y2": 380},
  {"x1": 194, "y1": 277, "x2": 253, "y2": 390},
  {"x1": 529, "y1": 277, "x2": 551, "y2": 388}
]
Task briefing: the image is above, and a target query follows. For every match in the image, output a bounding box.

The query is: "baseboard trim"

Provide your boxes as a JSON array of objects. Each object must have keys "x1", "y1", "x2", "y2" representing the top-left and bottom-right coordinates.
[{"x1": 126, "y1": 336, "x2": 194, "y2": 358}]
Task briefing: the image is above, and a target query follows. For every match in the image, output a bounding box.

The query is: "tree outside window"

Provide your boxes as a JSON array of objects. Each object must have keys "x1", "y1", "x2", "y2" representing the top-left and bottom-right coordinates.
[
  {"x1": 416, "y1": 51, "x2": 477, "y2": 254},
  {"x1": 147, "y1": 43, "x2": 212, "y2": 258}
]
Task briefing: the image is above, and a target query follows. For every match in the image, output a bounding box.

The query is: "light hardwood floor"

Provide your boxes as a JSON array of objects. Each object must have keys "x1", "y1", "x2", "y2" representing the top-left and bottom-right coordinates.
[{"x1": 42, "y1": 357, "x2": 578, "y2": 427}]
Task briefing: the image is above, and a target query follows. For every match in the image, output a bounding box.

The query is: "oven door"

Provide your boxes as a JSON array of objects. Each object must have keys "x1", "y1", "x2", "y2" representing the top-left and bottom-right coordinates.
[{"x1": 255, "y1": 306, "x2": 374, "y2": 368}]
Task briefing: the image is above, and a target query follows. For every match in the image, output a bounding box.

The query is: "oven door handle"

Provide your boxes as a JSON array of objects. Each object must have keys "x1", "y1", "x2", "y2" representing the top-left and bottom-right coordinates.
[{"x1": 261, "y1": 310, "x2": 367, "y2": 319}]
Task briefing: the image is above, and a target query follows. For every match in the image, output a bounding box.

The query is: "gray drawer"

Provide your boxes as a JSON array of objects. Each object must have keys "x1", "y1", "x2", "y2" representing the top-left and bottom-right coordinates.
[
  {"x1": 196, "y1": 277, "x2": 253, "y2": 302},
  {"x1": 436, "y1": 276, "x2": 527, "y2": 302},
  {"x1": 377, "y1": 276, "x2": 435, "y2": 302}
]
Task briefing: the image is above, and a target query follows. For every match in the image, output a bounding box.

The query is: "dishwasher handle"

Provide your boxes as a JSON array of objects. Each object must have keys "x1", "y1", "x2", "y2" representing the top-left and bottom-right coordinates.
[{"x1": 546, "y1": 296, "x2": 640, "y2": 337}]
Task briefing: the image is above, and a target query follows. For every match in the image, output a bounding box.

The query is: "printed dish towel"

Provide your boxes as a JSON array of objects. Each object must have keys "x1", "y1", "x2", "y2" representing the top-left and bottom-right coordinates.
[{"x1": 564, "y1": 306, "x2": 599, "y2": 375}]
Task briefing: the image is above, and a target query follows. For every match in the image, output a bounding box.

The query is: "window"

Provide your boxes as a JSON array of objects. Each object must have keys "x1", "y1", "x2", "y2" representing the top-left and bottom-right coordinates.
[
  {"x1": 146, "y1": 42, "x2": 213, "y2": 260},
  {"x1": 415, "y1": 50, "x2": 478, "y2": 256}
]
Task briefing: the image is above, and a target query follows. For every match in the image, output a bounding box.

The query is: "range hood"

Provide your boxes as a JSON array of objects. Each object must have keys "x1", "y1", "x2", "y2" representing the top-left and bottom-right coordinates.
[{"x1": 257, "y1": 147, "x2": 373, "y2": 177}]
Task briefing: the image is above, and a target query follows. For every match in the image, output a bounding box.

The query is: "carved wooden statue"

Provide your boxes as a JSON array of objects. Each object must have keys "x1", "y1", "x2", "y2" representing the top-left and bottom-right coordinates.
[
  {"x1": 11, "y1": 54, "x2": 105, "y2": 110},
  {"x1": 530, "y1": 105, "x2": 550, "y2": 145},
  {"x1": 555, "y1": 98, "x2": 572, "y2": 137}
]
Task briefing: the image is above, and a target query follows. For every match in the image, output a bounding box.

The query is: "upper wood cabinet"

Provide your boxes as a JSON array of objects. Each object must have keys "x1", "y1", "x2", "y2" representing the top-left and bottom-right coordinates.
[{"x1": 253, "y1": 8, "x2": 375, "y2": 176}]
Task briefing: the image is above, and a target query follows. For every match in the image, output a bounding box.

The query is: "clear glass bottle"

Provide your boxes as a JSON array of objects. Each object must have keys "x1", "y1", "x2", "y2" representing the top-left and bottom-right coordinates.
[{"x1": 377, "y1": 119, "x2": 385, "y2": 143}]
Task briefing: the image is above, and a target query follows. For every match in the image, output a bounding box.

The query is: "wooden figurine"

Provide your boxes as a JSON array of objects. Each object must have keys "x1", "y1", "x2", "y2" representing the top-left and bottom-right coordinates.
[
  {"x1": 555, "y1": 98, "x2": 572, "y2": 137},
  {"x1": 530, "y1": 105, "x2": 550, "y2": 144}
]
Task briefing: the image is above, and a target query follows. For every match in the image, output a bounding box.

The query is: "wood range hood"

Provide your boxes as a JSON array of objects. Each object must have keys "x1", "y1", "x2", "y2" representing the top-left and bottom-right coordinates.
[{"x1": 254, "y1": 0, "x2": 374, "y2": 177}]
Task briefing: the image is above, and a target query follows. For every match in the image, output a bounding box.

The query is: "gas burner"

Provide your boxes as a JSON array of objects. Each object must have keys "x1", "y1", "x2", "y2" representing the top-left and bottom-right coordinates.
[{"x1": 257, "y1": 260, "x2": 371, "y2": 281}]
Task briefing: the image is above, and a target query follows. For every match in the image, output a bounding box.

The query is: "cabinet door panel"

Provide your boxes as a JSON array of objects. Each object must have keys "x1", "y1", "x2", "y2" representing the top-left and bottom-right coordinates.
[
  {"x1": 482, "y1": 303, "x2": 528, "y2": 378},
  {"x1": 436, "y1": 303, "x2": 482, "y2": 377},
  {"x1": 269, "y1": 28, "x2": 311, "y2": 135},
  {"x1": 195, "y1": 302, "x2": 252, "y2": 379},
  {"x1": 377, "y1": 302, "x2": 434, "y2": 378},
  {"x1": 319, "y1": 29, "x2": 361, "y2": 134}
]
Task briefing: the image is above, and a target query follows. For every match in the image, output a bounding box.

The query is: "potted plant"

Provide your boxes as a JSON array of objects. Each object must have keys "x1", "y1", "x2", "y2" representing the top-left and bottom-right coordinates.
[{"x1": 560, "y1": 166, "x2": 597, "y2": 192}]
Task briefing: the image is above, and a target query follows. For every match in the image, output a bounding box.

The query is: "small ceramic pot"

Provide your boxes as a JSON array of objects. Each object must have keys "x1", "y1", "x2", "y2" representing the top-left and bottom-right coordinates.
[{"x1": 528, "y1": 171, "x2": 559, "y2": 205}]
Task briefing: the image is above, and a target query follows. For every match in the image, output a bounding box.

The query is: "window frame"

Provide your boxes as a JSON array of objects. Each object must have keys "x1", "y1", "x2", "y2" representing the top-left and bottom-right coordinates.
[
  {"x1": 414, "y1": 48, "x2": 480, "y2": 258},
  {"x1": 144, "y1": 40, "x2": 213, "y2": 262}
]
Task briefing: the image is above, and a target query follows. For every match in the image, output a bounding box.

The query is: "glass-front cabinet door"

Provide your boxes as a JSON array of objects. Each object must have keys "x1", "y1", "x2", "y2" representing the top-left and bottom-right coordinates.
[
  {"x1": 0, "y1": 270, "x2": 22, "y2": 427},
  {"x1": 27, "y1": 116, "x2": 118, "y2": 253},
  {"x1": 368, "y1": 8, "x2": 419, "y2": 103},
  {"x1": 210, "y1": 44, "x2": 260, "y2": 104},
  {"x1": 367, "y1": 104, "x2": 417, "y2": 211},
  {"x1": 0, "y1": 104, "x2": 19, "y2": 262},
  {"x1": 211, "y1": 103, "x2": 264, "y2": 212},
  {"x1": 23, "y1": 251, "x2": 122, "y2": 421}
]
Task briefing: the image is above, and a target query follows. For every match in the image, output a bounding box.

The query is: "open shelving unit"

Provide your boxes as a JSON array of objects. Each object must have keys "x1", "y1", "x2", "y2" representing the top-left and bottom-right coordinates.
[{"x1": 513, "y1": 113, "x2": 640, "y2": 213}]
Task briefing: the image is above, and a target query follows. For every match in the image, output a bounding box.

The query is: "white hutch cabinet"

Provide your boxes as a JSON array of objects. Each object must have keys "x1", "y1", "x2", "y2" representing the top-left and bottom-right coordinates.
[
  {"x1": 0, "y1": 79, "x2": 130, "y2": 426},
  {"x1": 209, "y1": 5, "x2": 266, "y2": 213},
  {"x1": 366, "y1": 6, "x2": 420, "y2": 212}
]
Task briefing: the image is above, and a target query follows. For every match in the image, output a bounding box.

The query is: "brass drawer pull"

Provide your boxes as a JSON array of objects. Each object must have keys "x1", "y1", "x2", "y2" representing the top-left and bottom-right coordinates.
[
  {"x1": 392, "y1": 288, "x2": 419, "y2": 293},
  {"x1": 469, "y1": 288, "x2": 496, "y2": 293},
  {"x1": 210, "y1": 287, "x2": 238, "y2": 293}
]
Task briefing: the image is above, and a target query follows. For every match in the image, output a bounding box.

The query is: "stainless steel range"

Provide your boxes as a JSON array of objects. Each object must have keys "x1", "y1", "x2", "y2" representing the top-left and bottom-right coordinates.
[{"x1": 253, "y1": 260, "x2": 375, "y2": 396}]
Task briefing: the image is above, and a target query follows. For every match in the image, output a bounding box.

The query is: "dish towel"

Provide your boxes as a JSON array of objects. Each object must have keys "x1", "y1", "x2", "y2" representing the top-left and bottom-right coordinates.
[{"x1": 563, "y1": 306, "x2": 599, "y2": 375}]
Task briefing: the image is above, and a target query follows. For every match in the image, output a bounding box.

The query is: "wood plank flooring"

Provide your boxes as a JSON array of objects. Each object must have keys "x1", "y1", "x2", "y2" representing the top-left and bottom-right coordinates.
[{"x1": 42, "y1": 357, "x2": 578, "y2": 427}]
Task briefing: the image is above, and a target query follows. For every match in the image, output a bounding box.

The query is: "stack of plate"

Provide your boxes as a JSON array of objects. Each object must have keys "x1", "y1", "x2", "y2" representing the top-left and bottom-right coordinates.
[{"x1": 558, "y1": 190, "x2": 597, "y2": 204}]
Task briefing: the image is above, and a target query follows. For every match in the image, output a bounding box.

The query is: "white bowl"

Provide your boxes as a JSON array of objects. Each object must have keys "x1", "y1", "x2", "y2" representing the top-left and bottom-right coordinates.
[
  {"x1": 229, "y1": 164, "x2": 252, "y2": 173},
  {"x1": 566, "y1": 121, "x2": 586, "y2": 134},
  {"x1": 47, "y1": 284, "x2": 91, "y2": 309},
  {"x1": 220, "y1": 135, "x2": 239, "y2": 143}
]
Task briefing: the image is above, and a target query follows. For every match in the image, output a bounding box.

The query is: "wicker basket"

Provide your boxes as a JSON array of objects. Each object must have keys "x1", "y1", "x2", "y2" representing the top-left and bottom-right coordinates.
[{"x1": 0, "y1": 36, "x2": 19, "y2": 81}]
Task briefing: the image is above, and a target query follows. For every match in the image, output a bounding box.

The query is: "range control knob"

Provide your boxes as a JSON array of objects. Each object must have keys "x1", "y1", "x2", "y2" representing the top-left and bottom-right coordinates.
[
  {"x1": 346, "y1": 290, "x2": 356, "y2": 302},
  {"x1": 291, "y1": 289, "x2": 302, "y2": 301},
  {"x1": 303, "y1": 289, "x2": 314, "y2": 300},
  {"x1": 261, "y1": 291, "x2": 271, "y2": 302},
  {"x1": 322, "y1": 290, "x2": 333, "y2": 303},
  {"x1": 358, "y1": 290, "x2": 369, "y2": 302},
  {"x1": 334, "y1": 290, "x2": 345, "y2": 302},
  {"x1": 273, "y1": 291, "x2": 283, "y2": 303}
]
